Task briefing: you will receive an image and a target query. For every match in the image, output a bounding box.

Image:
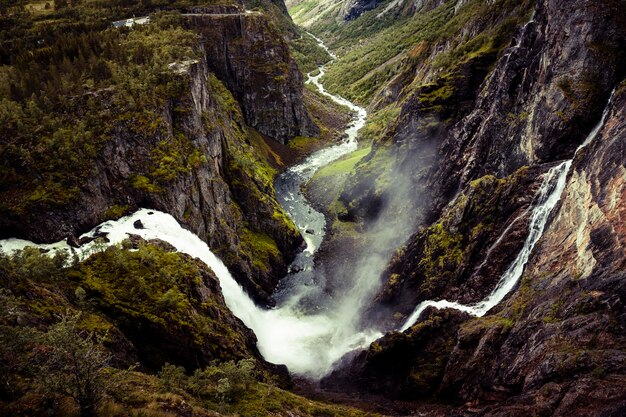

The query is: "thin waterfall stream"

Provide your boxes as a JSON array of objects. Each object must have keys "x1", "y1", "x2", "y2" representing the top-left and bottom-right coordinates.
[{"x1": 400, "y1": 90, "x2": 615, "y2": 331}]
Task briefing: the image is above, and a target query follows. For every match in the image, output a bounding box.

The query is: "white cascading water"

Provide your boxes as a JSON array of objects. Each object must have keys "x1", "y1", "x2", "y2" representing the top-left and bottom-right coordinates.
[
  {"x1": 0, "y1": 34, "x2": 379, "y2": 379},
  {"x1": 400, "y1": 90, "x2": 615, "y2": 331},
  {"x1": 0, "y1": 209, "x2": 374, "y2": 378}
]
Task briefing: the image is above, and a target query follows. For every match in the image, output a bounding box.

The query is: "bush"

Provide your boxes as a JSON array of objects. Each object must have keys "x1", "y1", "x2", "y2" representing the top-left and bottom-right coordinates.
[{"x1": 35, "y1": 312, "x2": 112, "y2": 417}]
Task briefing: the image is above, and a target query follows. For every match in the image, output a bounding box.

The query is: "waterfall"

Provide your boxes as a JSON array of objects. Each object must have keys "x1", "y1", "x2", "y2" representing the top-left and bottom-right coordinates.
[
  {"x1": 400, "y1": 90, "x2": 615, "y2": 331},
  {"x1": 0, "y1": 209, "x2": 380, "y2": 378},
  {"x1": 0, "y1": 35, "x2": 378, "y2": 380}
]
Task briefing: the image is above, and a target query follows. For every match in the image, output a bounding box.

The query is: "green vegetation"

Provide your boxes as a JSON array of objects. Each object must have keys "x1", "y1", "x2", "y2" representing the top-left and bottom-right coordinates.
[
  {"x1": 224, "y1": 125, "x2": 300, "y2": 276},
  {"x1": 37, "y1": 312, "x2": 112, "y2": 417},
  {"x1": 0, "y1": 3, "x2": 205, "y2": 215},
  {"x1": 359, "y1": 105, "x2": 400, "y2": 142},
  {"x1": 459, "y1": 315, "x2": 514, "y2": 338},
  {"x1": 0, "y1": 244, "x2": 377, "y2": 416},
  {"x1": 290, "y1": 29, "x2": 332, "y2": 73},
  {"x1": 307, "y1": 0, "x2": 532, "y2": 106},
  {"x1": 302, "y1": 83, "x2": 354, "y2": 146},
  {"x1": 377, "y1": 166, "x2": 533, "y2": 300},
  {"x1": 315, "y1": 145, "x2": 372, "y2": 180},
  {"x1": 417, "y1": 223, "x2": 464, "y2": 290}
]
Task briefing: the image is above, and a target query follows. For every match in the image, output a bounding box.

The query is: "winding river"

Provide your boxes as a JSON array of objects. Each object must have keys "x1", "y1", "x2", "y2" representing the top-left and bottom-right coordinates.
[
  {"x1": 1, "y1": 32, "x2": 602, "y2": 380},
  {"x1": 274, "y1": 33, "x2": 366, "y2": 307},
  {"x1": 0, "y1": 35, "x2": 376, "y2": 379}
]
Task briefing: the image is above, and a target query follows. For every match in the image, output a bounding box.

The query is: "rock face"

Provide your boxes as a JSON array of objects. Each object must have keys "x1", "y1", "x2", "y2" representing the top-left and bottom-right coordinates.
[
  {"x1": 433, "y1": 87, "x2": 626, "y2": 414},
  {"x1": 341, "y1": 0, "x2": 381, "y2": 20},
  {"x1": 343, "y1": 0, "x2": 626, "y2": 307},
  {"x1": 326, "y1": 0, "x2": 626, "y2": 413},
  {"x1": 429, "y1": 0, "x2": 625, "y2": 208},
  {"x1": 187, "y1": 9, "x2": 318, "y2": 144},
  {"x1": 0, "y1": 12, "x2": 314, "y2": 303},
  {"x1": 368, "y1": 165, "x2": 545, "y2": 326}
]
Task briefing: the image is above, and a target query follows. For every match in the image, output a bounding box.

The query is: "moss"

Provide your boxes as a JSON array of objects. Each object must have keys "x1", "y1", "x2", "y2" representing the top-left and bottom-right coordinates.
[
  {"x1": 418, "y1": 223, "x2": 464, "y2": 288},
  {"x1": 131, "y1": 175, "x2": 163, "y2": 193},
  {"x1": 73, "y1": 243, "x2": 252, "y2": 365},
  {"x1": 360, "y1": 106, "x2": 400, "y2": 142},
  {"x1": 510, "y1": 275, "x2": 537, "y2": 320},
  {"x1": 239, "y1": 229, "x2": 281, "y2": 274},
  {"x1": 314, "y1": 146, "x2": 372, "y2": 179},
  {"x1": 460, "y1": 315, "x2": 514, "y2": 338},
  {"x1": 104, "y1": 204, "x2": 130, "y2": 220},
  {"x1": 288, "y1": 135, "x2": 319, "y2": 152}
]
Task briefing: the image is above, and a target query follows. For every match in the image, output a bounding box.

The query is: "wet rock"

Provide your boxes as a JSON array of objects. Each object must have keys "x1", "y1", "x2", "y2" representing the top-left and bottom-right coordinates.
[
  {"x1": 78, "y1": 236, "x2": 96, "y2": 246},
  {"x1": 126, "y1": 234, "x2": 144, "y2": 249},
  {"x1": 322, "y1": 308, "x2": 470, "y2": 398},
  {"x1": 133, "y1": 219, "x2": 144, "y2": 229},
  {"x1": 67, "y1": 235, "x2": 80, "y2": 248},
  {"x1": 147, "y1": 239, "x2": 177, "y2": 253},
  {"x1": 305, "y1": 229, "x2": 314, "y2": 234}
]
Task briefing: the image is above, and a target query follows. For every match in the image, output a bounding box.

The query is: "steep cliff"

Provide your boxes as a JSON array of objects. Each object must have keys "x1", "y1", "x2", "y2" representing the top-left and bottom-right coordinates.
[
  {"x1": 438, "y1": 83, "x2": 626, "y2": 415},
  {"x1": 318, "y1": 0, "x2": 626, "y2": 413},
  {"x1": 324, "y1": 82, "x2": 626, "y2": 417},
  {"x1": 187, "y1": 7, "x2": 318, "y2": 144},
  {"x1": 339, "y1": 0, "x2": 626, "y2": 306}
]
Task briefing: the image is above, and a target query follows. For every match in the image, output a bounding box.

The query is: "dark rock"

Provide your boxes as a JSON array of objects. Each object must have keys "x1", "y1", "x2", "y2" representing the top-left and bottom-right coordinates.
[
  {"x1": 305, "y1": 229, "x2": 314, "y2": 235},
  {"x1": 126, "y1": 234, "x2": 144, "y2": 249},
  {"x1": 66, "y1": 235, "x2": 80, "y2": 248},
  {"x1": 147, "y1": 239, "x2": 177, "y2": 253},
  {"x1": 342, "y1": 0, "x2": 381, "y2": 21},
  {"x1": 78, "y1": 236, "x2": 95, "y2": 246},
  {"x1": 186, "y1": 12, "x2": 318, "y2": 144},
  {"x1": 322, "y1": 308, "x2": 470, "y2": 399},
  {"x1": 133, "y1": 219, "x2": 144, "y2": 229}
]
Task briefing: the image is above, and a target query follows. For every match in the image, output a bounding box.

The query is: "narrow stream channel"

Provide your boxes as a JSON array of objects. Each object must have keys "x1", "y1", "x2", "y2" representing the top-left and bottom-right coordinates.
[{"x1": 274, "y1": 33, "x2": 367, "y2": 308}]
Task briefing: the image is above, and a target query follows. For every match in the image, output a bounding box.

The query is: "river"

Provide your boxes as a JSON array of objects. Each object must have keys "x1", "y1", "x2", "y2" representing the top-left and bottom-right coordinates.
[{"x1": 0, "y1": 35, "x2": 378, "y2": 379}]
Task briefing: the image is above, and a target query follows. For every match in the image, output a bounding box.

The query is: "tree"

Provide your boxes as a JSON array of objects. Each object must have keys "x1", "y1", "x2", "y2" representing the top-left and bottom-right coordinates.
[{"x1": 36, "y1": 312, "x2": 111, "y2": 417}]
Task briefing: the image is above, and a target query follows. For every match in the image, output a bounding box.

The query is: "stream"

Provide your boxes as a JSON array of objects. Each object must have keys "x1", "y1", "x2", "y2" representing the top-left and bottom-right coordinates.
[
  {"x1": 0, "y1": 35, "x2": 376, "y2": 379},
  {"x1": 274, "y1": 33, "x2": 366, "y2": 308}
]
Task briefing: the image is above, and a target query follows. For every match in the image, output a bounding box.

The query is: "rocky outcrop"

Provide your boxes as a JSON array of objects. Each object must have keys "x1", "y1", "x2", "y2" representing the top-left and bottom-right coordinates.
[
  {"x1": 323, "y1": 308, "x2": 469, "y2": 398},
  {"x1": 341, "y1": 0, "x2": 382, "y2": 20},
  {"x1": 435, "y1": 85, "x2": 626, "y2": 414},
  {"x1": 368, "y1": 165, "x2": 546, "y2": 326},
  {"x1": 429, "y1": 0, "x2": 626, "y2": 210},
  {"x1": 325, "y1": 83, "x2": 626, "y2": 415},
  {"x1": 342, "y1": 0, "x2": 626, "y2": 308},
  {"x1": 187, "y1": 10, "x2": 318, "y2": 144}
]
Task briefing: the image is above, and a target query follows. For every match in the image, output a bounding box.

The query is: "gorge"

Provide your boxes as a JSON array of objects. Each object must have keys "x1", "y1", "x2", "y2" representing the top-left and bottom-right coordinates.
[{"x1": 0, "y1": 0, "x2": 625, "y2": 416}]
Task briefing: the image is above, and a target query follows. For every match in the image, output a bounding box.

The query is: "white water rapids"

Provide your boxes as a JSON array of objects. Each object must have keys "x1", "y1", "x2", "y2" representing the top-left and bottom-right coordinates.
[
  {"x1": 400, "y1": 90, "x2": 615, "y2": 331},
  {"x1": 0, "y1": 34, "x2": 376, "y2": 379}
]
